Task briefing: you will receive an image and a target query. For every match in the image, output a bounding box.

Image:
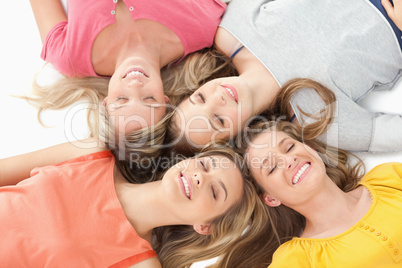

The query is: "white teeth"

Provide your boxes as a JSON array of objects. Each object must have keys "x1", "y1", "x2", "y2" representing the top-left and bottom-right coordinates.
[
  {"x1": 292, "y1": 163, "x2": 310, "y2": 185},
  {"x1": 181, "y1": 175, "x2": 190, "y2": 198},
  {"x1": 224, "y1": 87, "x2": 236, "y2": 99},
  {"x1": 126, "y1": 71, "x2": 145, "y2": 77}
]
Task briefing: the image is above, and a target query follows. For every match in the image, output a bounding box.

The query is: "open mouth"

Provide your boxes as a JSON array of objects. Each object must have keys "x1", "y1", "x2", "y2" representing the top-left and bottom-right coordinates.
[
  {"x1": 292, "y1": 162, "x2": 310, "y2": 185},
  {"x1": 221, "y1": 84, "x2": 238, "y2": 103},
  {"x1": 123, "y1": 68, "x2": 149, "y2": 79},
  {"x1": 180, "y1": 172, "x2": 191, "y2": 199}
]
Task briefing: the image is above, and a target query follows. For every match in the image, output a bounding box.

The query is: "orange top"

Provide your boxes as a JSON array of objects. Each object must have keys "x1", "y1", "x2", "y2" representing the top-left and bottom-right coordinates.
[{"x1": 0, "y1": 151, "x2": 156, "y2": 267}]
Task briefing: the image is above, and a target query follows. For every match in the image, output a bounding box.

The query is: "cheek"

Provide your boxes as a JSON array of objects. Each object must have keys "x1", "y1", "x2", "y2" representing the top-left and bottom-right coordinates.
[
  {"x1": 304, "y1": 144, "x2": 321, "y2": 159},
  {"x1": 193, "y1": 199, "x2": 215, "y2": 218},
  {"x1": 107, "y1": 75, "x2": 119, "y2": 93}
]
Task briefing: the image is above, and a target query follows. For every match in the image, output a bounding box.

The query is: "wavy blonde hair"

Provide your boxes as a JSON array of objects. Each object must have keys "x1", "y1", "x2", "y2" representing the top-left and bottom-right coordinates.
[
  {"x1": 223, "y1": 120, "x2": 365, "y2": 267},
  {"x1": 152, "y1": 144, "x2": 262, "y2": 268}
]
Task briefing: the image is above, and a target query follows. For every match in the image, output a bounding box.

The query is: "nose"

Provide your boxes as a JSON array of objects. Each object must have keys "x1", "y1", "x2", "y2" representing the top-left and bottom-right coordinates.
[
  {"x1": 210, "y1": 88, "x2": 226, "y2": 106},
  {"x1": 285, "y1": 155, "x2": 297, "y2": 170},
  {"x1": 193, "y1": 172, "x2": 205, "y2": 188}
]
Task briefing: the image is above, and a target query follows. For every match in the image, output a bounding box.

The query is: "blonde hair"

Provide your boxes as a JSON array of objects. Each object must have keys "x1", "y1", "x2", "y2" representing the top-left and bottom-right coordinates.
[
  {"x1": 152, "y1": 144, "x2": 261, "y2": 268},
  {"x1": 98, "y1": 104, "x2": 176, "y2": 183},
  {"x1": 23, "y1": 72, "x2": 109, "y2": 137},
  {"x1": 225, "y1": 120, "x2": 365, "y2": 267}
]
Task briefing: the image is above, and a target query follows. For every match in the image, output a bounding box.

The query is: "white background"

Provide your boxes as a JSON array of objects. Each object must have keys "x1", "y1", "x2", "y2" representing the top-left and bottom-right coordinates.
[{"x1": 1, "y1": 1, "x2": 402, "y2": 267}]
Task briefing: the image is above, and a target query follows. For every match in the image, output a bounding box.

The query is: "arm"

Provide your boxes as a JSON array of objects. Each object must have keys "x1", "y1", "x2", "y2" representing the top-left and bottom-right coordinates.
[
  {"x1": 382, "y1": 0, "x2": 402, "y2": 30},
  {"x1": 214, "y1": 27, "x2": 242, "y2": 58},
  {"x1": 129, "y1": 257, "x2": 162, "y2": 268},
  {"x1": 291, "y1": 87, "x2": 402, "y2": 153},
  {"x1": 0, "y1": 138, "x2": 105, "y2": 186},
  {"x1": 29, "y1": 0, "x2": 67, "y2": 43}
]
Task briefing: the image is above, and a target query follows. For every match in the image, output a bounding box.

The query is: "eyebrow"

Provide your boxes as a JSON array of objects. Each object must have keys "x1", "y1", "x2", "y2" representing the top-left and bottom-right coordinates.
[
  {"x1": 278, "y1": 137, "x2": 289, "y2": 147},
  {"x1": 189, "y1": 97, "x2": 195, "y2": 105},
  {"x1": 219, "y1": 181, "x2": 228, "y2": 201}
]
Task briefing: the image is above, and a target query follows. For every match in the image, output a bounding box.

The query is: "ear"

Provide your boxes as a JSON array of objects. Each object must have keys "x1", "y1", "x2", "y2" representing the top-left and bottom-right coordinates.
[
  {"x1": 193, "y1": 224, "x2": 212, "y2": 235},
  {"x1": 164, "y1": 95, "x2": 171, "y2": 105},
  {"x1": 102, "y1": 97, "x2": 108, "y2": 107},
  {"x1": 261, "y1": 193, "x2": 281, "y2": 207}
]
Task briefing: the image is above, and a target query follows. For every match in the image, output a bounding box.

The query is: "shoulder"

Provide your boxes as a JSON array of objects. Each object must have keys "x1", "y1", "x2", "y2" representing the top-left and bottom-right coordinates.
[
  {"x1": 214, "y1": 27, "x2": 242, "y2": 58},
  {"x1": 360, "y1": 162, "x2": 402, "y2": 190},
  {"x1": 269, "y1": 239, "x2": 311, "y2": 267}
]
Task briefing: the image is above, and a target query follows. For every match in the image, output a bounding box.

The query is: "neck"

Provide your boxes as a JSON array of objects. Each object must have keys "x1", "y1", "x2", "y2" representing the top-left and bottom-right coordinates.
[
  {"x1": 296, "y1": 180, "x2": 368, "y2": 238},
  {"x1": 92, "y1": 2, "x2": 183, "y2": 76},
  {"x1": 113, "y1": 169, "x2": 183, "y2": 242},
  {"x1": 232, "y1": 49, "x2": 281, "y2": 116}
]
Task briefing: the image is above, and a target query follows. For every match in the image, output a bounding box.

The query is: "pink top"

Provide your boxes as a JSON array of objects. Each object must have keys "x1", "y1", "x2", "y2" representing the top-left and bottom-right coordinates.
[
  {"x1": 0, "y1": 151, "x2": 157, "y2": 267},
  {"x1": 41, "y1": 0, "x2": 227, "y2": 77}
]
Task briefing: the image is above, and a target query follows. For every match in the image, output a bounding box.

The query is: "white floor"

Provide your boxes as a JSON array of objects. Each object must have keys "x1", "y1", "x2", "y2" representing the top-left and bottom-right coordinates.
[{"x1": 1, "y1": 2, "x2": 402, "y2": 268}]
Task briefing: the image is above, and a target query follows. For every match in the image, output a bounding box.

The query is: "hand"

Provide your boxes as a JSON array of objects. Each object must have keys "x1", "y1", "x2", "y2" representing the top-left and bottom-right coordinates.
[{"x1": 382, "y1": 0, "x2": 402, "y2": 31}]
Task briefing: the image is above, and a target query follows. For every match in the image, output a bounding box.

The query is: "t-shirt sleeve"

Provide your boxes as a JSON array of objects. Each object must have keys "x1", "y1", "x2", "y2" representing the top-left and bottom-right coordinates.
[
  {"x1": 361, "y1": 162, "x2": 402, "y2": 191},
  {"x1": 40, "y1": 20, "x2": 74, "y2": 77}
]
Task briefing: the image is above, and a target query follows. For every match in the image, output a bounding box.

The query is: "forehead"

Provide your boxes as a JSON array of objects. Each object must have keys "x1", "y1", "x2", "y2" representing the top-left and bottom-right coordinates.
[
  {"x1": 109, "y1": 105, "x2": 166, "y2": 133},
  {"x1": 199, "y1": 154, "x2": 242, "y2": 183},
  {"x1": 251, "y1": 130, "x2": 289, "y2": 148},
  {"x1": 210, "y1": 155, "x2": 243, "y2": 199}
]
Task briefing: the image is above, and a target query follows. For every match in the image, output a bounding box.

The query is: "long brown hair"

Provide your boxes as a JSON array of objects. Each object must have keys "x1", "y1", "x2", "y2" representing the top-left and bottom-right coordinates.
[
  {"x1": 255, "y1": 78, "x2": 337, "y2": 141},
  {"x1": 223, "y1": 120, "x2": 365, "y2": 267}
]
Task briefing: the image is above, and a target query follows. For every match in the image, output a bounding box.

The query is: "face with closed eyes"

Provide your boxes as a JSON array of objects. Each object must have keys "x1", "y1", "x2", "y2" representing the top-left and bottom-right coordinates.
[
  {"x1": 173, "y1": 77, "x2": 254, "y2": 149},
  {"x1": 246, "y1": 130, "x2": 326, "y2": 208},
  {"x1": 161, "y1": 154, "x2": 244, "y2": 229},
  {"x1": 105, "y1": 57, "x2": 170, "y2": 134}
]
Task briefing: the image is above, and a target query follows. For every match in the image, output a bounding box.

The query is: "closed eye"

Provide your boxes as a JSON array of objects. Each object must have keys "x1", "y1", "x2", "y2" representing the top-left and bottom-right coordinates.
[
  {"x1": 200, "y1": 160, "x2": 208, "y2": 172},
  {"x1": 214, "y1": 114, "x2": 224, "y2": 126},
  {"x1": 268, "y1": 166, "x2": 276, "y2": 175},
  {"x1": 287, "y1": 144, "x2": 295, "y2": 152},
  {"x1": 211, "y1": 186, "x2": 216, "y2": 199},
  {"x1": 197, "y1": 93, "x2": 205, "y2": 103}
]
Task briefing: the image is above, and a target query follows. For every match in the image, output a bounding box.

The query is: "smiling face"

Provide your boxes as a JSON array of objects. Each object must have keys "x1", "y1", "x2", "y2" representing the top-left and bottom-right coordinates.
[
  {"x1": 246, "y1": 130, "x2": 326, "y2": 208},
  {"x1": 162, "y1": 154, "x2": 244, "y2": 228},
  {"x1": 173, "y1": 77, "x2": 254, "y2": 149},
  {"x1": 106, "y1": 57, "x2": 170, "y2": 134}
]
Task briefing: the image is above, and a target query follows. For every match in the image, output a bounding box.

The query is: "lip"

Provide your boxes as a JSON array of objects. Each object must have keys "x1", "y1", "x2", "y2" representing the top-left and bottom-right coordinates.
[
  {"x1": 123, "y1": 68, "x2": 149, "y2": 79},
  {"x1": 221, "y1": 84, "x2": 238, "y2": 103},
  {"x1": 291, "y1": 161, "x2": 311, "y2": 185},
  {"x1": 178, "y1": 172, "x2": 193, "y2": 199}
]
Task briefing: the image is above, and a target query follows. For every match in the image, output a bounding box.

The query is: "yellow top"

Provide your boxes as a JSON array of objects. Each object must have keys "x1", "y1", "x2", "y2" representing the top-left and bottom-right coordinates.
[{"x1": 269, "y1": 162, "x2": 402, "y2": 268}]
